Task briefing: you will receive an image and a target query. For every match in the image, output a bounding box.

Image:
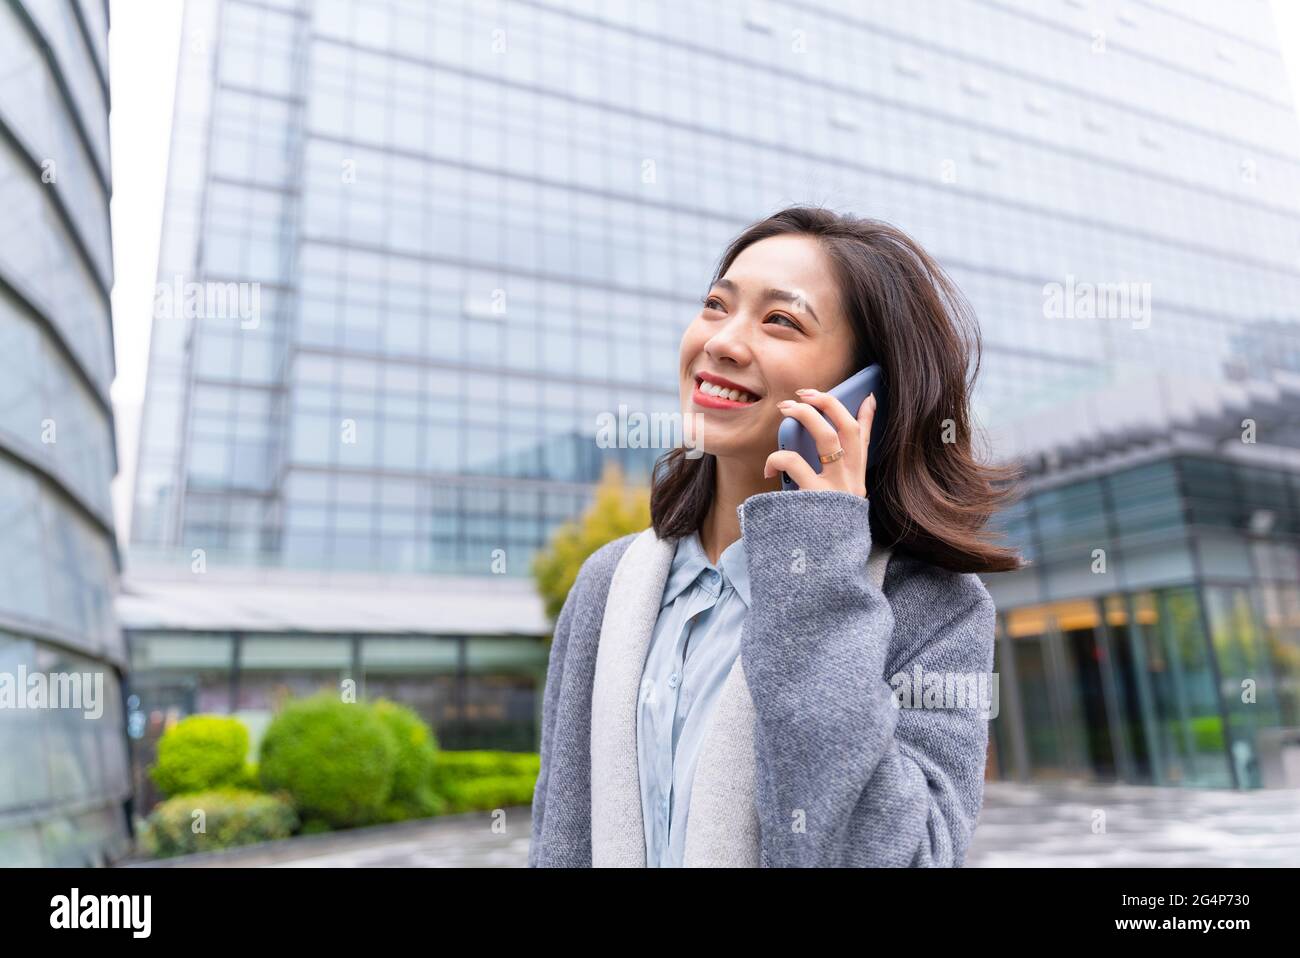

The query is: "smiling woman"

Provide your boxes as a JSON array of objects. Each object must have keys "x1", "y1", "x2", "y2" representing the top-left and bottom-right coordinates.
[
  {"x1": 655, "y1": 205, "x2": 1022, "y2": 573},
  {"x1": 529, "y1": 205, "x2": 1025, "y2": 868}
]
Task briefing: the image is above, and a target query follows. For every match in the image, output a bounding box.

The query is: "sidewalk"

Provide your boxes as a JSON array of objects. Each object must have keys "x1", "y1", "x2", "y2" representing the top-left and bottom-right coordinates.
[
  {"x1": 117, "y1": 806, "x2": 534, "y2": 868},
  {"x1": 118, "y1": 782, "x2": 1300, "y2": 867},
  {"x1": 966, "y1": 780, "x2": 1300, "y2": 867}
]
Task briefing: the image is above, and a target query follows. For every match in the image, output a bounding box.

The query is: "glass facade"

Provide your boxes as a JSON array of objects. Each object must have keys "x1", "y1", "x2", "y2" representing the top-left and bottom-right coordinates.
[
  {"x1": 0, "y1": 0, "x2": 130, "y2": 864},
  {"x1": 123, "y1": 0, "x2": 1300, "y2": 785},
  {"x1": 983, "y1": 453, "x2": 1300, "y2": 789},
  {"x1": 131, "y1": 0, "x2": 1300, "y2": 579}
]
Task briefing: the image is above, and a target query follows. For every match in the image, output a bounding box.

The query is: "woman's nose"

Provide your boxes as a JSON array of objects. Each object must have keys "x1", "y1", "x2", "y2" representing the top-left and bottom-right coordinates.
[{"x1": 704, "y1": 316, "x2": 753, "y2": 365}]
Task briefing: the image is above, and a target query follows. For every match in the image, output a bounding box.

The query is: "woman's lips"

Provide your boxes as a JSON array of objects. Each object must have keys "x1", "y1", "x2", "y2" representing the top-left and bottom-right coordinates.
[{"x1": 692, "y1": 376, "x2": 760, "y2": 409}]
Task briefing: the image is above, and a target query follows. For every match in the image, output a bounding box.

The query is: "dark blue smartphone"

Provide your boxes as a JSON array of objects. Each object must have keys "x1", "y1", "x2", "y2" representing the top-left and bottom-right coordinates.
[{"x1": 776, "y1": 365, "x2": 887, "y2": 491}]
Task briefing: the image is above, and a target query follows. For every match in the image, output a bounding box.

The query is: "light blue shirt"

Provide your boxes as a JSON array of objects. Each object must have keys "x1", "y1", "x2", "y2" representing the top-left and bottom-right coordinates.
[{"x1": 636, "y1": 528, "x2": 752, "y2": 867}]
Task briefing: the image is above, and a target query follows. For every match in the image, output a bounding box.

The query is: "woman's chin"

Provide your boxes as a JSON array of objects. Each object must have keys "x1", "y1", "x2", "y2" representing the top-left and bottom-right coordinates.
[
  {"x1": 692, "y1": 440, "x2": 755, "y2": 461},
  {"x1": 678, "y1": 409, "x2": 767, "y2": 461}
]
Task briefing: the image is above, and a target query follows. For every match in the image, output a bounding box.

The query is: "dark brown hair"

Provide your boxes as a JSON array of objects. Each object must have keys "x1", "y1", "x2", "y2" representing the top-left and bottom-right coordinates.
[{"x1": 650, "y1": 205, "x2": 1024, "y2": 574}]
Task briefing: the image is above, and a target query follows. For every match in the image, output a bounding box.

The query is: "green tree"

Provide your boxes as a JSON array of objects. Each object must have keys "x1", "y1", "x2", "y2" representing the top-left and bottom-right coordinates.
[{"x1": 531, "y1": 461, "x2": 650, "y2": 623}]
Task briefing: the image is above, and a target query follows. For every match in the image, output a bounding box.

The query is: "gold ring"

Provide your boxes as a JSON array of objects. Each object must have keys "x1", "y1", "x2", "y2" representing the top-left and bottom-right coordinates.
[{"x1": 819, "y1": 447, "x2": 845, "y2": 464}]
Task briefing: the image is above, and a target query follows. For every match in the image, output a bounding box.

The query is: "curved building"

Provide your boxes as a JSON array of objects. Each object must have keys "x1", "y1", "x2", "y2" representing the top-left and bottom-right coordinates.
[{"x1": 0, "y1": 0, "x2": 129, "y2": 865}]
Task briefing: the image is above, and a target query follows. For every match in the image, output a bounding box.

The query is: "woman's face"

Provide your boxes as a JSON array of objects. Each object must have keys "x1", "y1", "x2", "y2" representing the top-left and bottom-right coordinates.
[{"x1": 678, "y1": 233, "x2": 857, "y2": 463}]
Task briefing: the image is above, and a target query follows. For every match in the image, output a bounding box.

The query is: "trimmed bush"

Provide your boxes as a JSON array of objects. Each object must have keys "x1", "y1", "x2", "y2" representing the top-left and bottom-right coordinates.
[
  {"x1": 149, "y1": 715, "x2": 250, "y2": 798},
  {"x1": 139, "y1": 789, "x2": 297, "y2": 859},
  {"x1": 431, "y1": 750, "x2": 540, "y2": 814},
  {"x1": 258, "y1": 693, "x2": 397, "y2": 828},
  {"x1": 431, "y1": 750, "x2": 539, "y2": 781},
  {"x1": 445, "y1": 775, "x2": 540, "y2": 813},
  {"x1": 231, "y1": 762, "x2": 259, "y2": 791},
  {"x1": 371, "y1": 699, "x2": 443, "y2": 822}
]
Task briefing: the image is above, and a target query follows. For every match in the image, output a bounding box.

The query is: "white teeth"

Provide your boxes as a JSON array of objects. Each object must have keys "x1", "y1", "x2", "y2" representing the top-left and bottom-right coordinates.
[{"x1": 699, "y1": 380, "x2": 756, "y2": 402}]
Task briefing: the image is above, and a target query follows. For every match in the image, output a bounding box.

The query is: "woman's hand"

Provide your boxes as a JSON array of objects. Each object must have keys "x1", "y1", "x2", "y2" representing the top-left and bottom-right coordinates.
[{"x1": 764, "y1": 388, "x2": 877, "y2": 497}]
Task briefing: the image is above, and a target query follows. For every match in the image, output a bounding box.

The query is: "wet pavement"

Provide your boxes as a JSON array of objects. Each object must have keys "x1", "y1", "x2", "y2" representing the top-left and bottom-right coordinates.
[
  {"x1": 120, "y1": 780, "x2": 1300, "y2": 867},
  {"x1": 966, "y1": 780, "x2": 1300, "y2": 867}
]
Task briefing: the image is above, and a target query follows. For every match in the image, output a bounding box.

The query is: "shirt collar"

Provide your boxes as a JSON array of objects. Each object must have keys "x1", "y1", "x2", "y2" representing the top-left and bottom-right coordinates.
[
  {"x1": 721, "y1": 535, "x2": 752, "y2": 608},
  {"x1": 660, "y1": 531, "x2": 752, "y2": 610}
]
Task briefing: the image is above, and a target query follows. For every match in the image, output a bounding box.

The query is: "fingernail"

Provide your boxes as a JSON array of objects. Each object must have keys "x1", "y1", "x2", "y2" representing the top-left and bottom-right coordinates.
[
  {"x1": 795, "y1": 388, "x2": 816, "y2": 395},
  {"x1": 869, "y1": 393, "x2": 877, "y2": 408},
  {"x1": 777, "y1": 399, "x2": 794, "y2": 408}
]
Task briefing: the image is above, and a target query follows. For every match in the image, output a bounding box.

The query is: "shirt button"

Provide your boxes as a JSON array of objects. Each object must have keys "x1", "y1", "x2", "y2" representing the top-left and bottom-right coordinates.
[{"x1": 668, "y1": 673, "x2": 680, "y2": 689}]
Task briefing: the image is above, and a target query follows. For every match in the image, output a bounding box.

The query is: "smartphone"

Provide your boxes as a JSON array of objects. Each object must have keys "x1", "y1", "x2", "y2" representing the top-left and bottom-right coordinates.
[{"x1": 776, "y1": 365, "x2": 887, "y2": 491}]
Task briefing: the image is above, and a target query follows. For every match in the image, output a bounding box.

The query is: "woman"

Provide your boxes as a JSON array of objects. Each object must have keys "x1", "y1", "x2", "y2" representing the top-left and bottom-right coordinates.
[{"x1": 529, "y1": 206, "x2": 1022, "y2": 868}]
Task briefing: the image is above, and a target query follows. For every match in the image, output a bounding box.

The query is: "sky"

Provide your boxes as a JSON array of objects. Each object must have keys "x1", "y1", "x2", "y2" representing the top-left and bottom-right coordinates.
[
  {"x1": 105, "y1": 0, "x2": 1300, "y2": 544},
  {"x1": 108, "y1": 0, "x2": 182, "y2": 544}
]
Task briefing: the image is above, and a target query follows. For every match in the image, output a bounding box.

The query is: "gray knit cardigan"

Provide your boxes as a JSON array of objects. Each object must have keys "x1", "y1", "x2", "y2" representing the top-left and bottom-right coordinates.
[{"x1": 528, "y1": 488, "x2": 997, "y2": 867}]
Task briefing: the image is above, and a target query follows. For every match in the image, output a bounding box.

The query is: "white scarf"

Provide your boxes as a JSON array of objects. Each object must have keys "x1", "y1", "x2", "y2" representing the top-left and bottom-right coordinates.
[{"x1": 590, "y1": 525, "x2": 892, "y2": 867}]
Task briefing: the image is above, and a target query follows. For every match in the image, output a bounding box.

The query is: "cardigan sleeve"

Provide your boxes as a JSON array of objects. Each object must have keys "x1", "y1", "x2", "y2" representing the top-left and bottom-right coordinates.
[
  {"x1": 736, "y1": 489, "x2": 997, "y2": 867},
  {"x1": 527, "y1": 566, "x2": 579, "y2": 868}
]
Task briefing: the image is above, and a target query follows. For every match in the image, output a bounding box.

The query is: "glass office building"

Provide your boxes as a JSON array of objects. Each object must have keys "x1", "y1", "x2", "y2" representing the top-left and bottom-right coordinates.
[
  {"x1": 125, "y1": 0, "x2": 1300, "y2": 778},
  {"x1": 0, "y1": 0, "x2": 130, "y2": 864},
  {"x1": 983, "y1": 372, "x2": 1300, "y2": 789}
]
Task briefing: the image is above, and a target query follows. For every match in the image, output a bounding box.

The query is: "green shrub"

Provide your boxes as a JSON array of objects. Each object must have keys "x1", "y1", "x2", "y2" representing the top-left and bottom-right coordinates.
[
  {"x1": 258, "y1": 693, "x2": 397, "y2": 828},
  {"x1": 149, "y1": 715, "x2": 250, "y2": 798},
  {"x1": 232, "y1": 762, "x2": 259, "y2": 791},
  {"x1": 138, "y1": 789, "x2": 297, "y2": 859},
  {"x1": 370, "y1": 699, "x2": 442, "y2": 822},
  {"x1": 431, "y1": 750, "x2": 540, "y2": 814},
  {"x1": 442, "y1": 775, "x2": 539, "y2": 814},
  {"x1": 430, "y1": 750, "x2": 539, "y2": 783}
]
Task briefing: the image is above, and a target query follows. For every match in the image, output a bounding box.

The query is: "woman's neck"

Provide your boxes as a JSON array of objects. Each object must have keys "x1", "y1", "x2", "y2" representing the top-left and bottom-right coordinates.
[{"x1": 699, "y1": 454, "x2": 782, "y2": 565}]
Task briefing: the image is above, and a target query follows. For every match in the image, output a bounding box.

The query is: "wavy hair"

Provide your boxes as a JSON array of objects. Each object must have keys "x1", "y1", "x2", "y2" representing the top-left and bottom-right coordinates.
[{"x1": 650, "y1": 205, "x2": 1024, "y2": 574}]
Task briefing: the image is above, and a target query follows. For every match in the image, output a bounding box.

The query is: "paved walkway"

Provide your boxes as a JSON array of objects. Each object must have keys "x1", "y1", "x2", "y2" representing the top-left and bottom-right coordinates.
[
  {"x1": 119, "y1": 781, "x2": 1300, "y2": 867},
  {"x1": 966, "y1": 780, "x2": 1300, "y2": 867},
  {"x1": 120, "y1": 807, "x2": 534, "y2": 868}
]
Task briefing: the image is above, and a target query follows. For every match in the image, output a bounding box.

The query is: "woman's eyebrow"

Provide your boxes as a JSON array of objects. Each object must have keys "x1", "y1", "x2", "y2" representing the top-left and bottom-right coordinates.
[{"x1": 714, "y1": 277, "x2": 822, "y2": 327}]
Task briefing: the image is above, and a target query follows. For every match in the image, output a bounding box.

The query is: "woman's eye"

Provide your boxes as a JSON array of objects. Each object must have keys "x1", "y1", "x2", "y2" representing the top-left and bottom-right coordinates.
[
  {"x1": 700, "y1": 295, "x2": 723, "y2": 311},
  {"x1": 766, "y1": 312, "x2": 802, "y2": 331}
]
